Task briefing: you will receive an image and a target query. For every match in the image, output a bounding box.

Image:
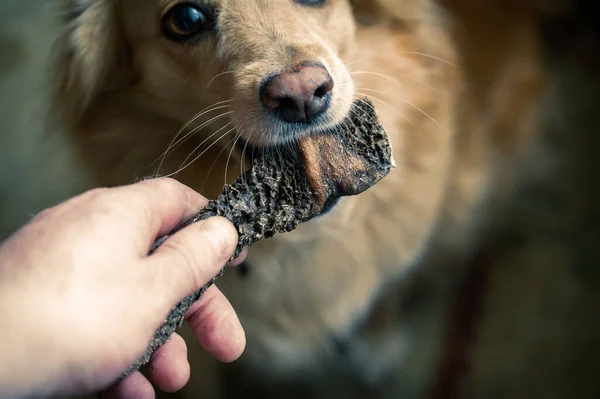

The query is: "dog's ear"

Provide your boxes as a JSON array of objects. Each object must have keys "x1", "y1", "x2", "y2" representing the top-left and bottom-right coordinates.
[{"x1": 54, "y1": 0, "x2": 129, "y2": 124}]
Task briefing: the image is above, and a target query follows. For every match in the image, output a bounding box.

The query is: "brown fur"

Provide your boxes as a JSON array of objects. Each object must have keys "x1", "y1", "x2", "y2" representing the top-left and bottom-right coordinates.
[{"x1": 52, "y1": 0, "x2": 550, "y2": 396}]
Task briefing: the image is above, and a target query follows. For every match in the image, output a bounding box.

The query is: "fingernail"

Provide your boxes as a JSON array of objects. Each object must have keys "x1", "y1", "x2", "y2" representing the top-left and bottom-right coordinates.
[
  {"x1": 199, "y1": 216, "x2": 233, "y2": 233},
  {"x1": 197, "y1": 217, "x2": 238, "y2": 251}
]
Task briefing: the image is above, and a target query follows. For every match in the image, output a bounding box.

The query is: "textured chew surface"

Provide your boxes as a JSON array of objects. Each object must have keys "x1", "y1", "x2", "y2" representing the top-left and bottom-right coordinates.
[{"x1": 122, "y1": 98, "x2": 392, "y2": 377}]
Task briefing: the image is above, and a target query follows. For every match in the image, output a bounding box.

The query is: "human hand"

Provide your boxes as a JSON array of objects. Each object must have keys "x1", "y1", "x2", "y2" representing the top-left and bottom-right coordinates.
[{"x1": 0, "y1": 178, "x2": 247, "y2": 399}]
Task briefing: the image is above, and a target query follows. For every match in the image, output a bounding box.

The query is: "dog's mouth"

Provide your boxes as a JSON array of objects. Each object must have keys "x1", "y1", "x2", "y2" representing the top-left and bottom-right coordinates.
[
  {"x1": 233, "y1": 106, "x2": 373, "y2": 217},
  {"x1": 236, "y1": 139, "x2": 340, "y2": 217}
]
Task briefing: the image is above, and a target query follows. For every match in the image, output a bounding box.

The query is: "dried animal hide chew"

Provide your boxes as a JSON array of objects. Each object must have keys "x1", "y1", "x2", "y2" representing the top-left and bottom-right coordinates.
[{"x1": 122, "y1": 98, "x2": 393, "y2": 377}]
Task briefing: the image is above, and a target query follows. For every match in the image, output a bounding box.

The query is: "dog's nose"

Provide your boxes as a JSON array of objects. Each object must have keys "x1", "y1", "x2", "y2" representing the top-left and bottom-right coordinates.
[{"x1": 260, "y1": 62, "x2": 334, "y2": 124}]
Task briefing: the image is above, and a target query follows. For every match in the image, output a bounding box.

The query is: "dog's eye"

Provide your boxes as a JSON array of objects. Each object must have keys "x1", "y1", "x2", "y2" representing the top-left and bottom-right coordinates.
[
  {"x1": 296, "y1": 0, "x2": 327, "y2": 6},
  {"x1": 162, "y1": 3, "x2": 213, "y2": 41}
]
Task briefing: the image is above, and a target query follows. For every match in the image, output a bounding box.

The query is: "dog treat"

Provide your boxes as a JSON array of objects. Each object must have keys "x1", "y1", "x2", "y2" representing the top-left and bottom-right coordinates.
[{"x1": 122, "y1": 98, "x2": 393, "y2": 377}]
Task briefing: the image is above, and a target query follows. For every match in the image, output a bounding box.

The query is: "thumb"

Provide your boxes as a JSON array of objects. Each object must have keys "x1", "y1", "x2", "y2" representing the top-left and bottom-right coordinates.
[{"x1": 146, "y1": 216, "x2": 238, "y2": 307}]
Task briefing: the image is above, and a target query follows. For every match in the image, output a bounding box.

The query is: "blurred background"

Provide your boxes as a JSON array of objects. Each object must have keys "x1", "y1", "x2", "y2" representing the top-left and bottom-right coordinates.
[
  {"x1": 1, "y1": 1, "x2": 599, "y2": 398},
  {"x1": 0, "y1": 0, "x2": 90, "y2": 240}
]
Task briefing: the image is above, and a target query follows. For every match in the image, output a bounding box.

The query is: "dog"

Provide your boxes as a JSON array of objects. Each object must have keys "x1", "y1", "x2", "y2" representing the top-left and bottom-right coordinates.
[{"x1": 53, "y1": 0, "x2": 548, "y2": 396}]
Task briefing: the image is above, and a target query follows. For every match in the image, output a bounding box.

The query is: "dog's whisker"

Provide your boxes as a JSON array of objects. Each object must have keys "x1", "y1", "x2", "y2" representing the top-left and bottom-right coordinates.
[
  {"x1": 207, "y1": 71, "x2": 235, "y2": 88},
  {"x1": 226, "y1": 125, "x2": 248, "y2": 181},
  {"x1": 177, "y1": 100, "x2": 232, "y2": 133},
  {"x1": 153, "y1": 101, "x2": 232, "y2": 170},
  {"x1": 199, "y1": 134, "x2": 238, "y2": 194},
  {"x1": 395, "y1": 51, "x2": 456, "y2": 67},
  {"x1": 156, "y1": 111, "x2": 236, "y2": 174},
  {"x1": 168, "y1": 110, "x2": 235, "y2": 153},
  {"x1": 346, "y1": 49, "x2": 454, "y2": 71},
  {"x1": 198, "y1": 117, "x2": 252, "y2": 193},
  {"x1": 223, "y1": 150, "x2": 236, "y2": 207},
  {"x1": 198, "y1": 116, "x2": 252, "y2": 192},
  {"x1": 357, "y1": 88, "x2": 440, "y2": 127},
  {"x1": 246, "y1": 119, "x2": 263, "y2": 190},
  {"x1": 168, "y1": 126, "x2": 236, "y2": 178},
  {"x1": 353, "y1": 93, "x2": 416, "y2": 131},
  {"x1": 223, "y1": 126, "x2": 251, "y2": 207},
  {"x1": 239, "y1": 129, "x2": 254, "y2": 185},
  {"x1": 350, "y1": 94, "x2": 408, "y2": 128},
  {"x1": 354, "y1": 91, "x2": 420, "y2": 128},
  {"x1": 276, "y1": 140, "x2": 284, "y2": 173},
  {"x1": 170, "y1": 118, "x2": 236, "y2": 177},
  {"x1": 350, "y1": 70, "x2": 443, "y2": 94},
  {"x1": 236, "y1": 114, "x2": 262, "y2": 188},
  {"x1": 353, "y1": 90, "x2": 403, "y2": 116},
  {"x1": 157, "y1": 100, "x2": 232, "y2": 158}
]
